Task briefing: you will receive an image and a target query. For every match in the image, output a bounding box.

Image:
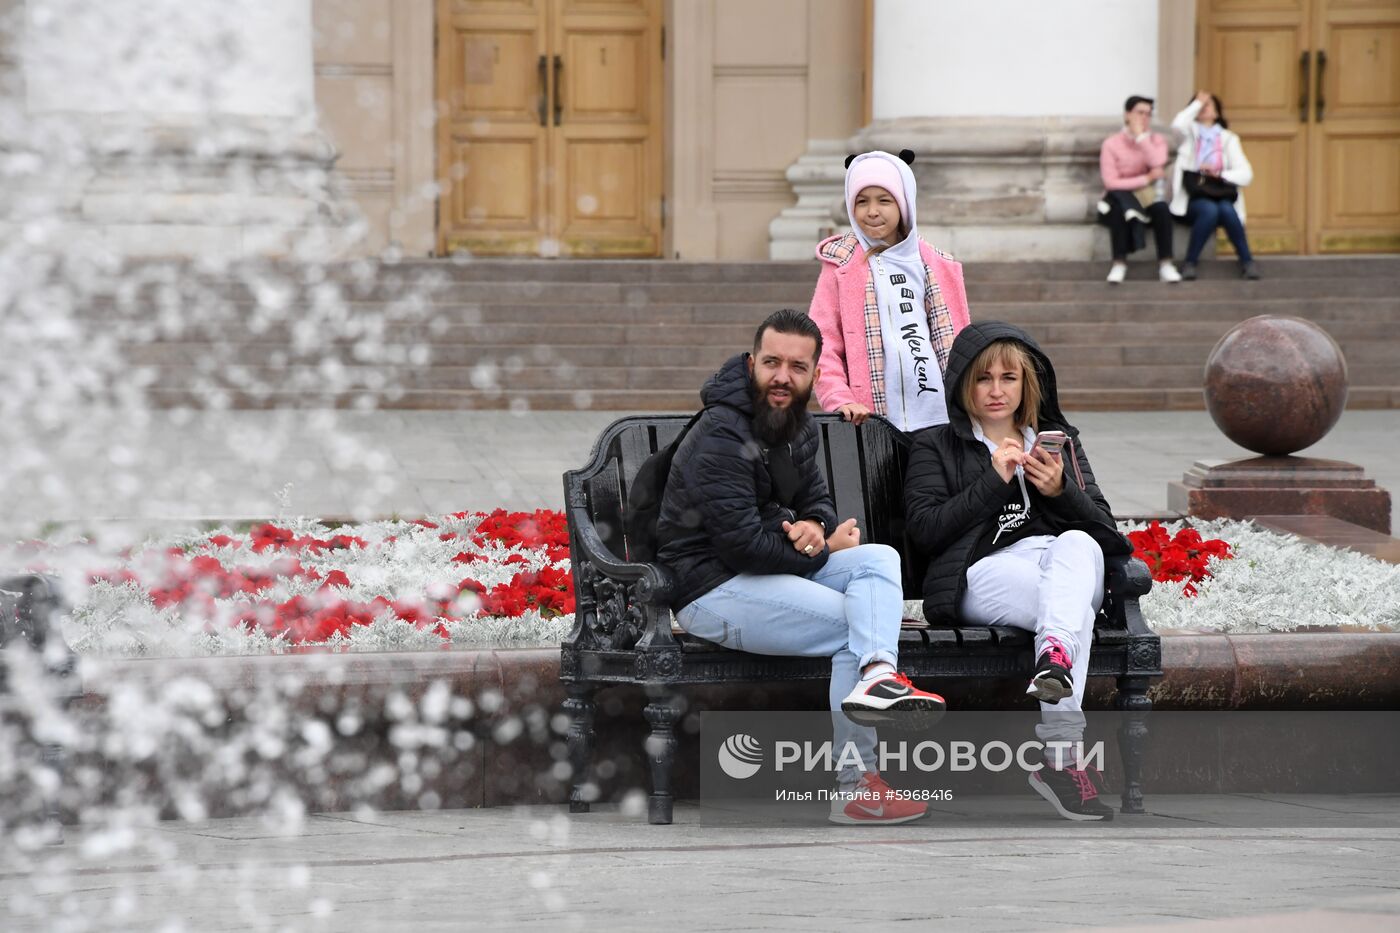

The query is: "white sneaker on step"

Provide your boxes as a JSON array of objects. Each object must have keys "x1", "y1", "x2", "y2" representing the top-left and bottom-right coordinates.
[
  {"x1": 1106, "y1": 263, "x2": 1127, "y2": 284},
  {"x1": 1159, "y1": 262, "x2": 1182, "y2": 283}
]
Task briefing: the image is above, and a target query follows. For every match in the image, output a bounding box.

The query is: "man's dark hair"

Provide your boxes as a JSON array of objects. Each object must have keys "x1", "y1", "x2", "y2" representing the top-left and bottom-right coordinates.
[
  {"x1": 752, "y1": 308, "x2": 823, "y2": 363},
  {"x1": 1124, "y1": 95, "x2": 1154, "y2": 112}
]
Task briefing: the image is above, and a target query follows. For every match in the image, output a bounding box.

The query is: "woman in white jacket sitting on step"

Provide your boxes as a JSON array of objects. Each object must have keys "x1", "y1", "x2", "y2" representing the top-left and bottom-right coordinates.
[{"x1": 1170, "y1": 91, "x2": 1260, "y2": 281}]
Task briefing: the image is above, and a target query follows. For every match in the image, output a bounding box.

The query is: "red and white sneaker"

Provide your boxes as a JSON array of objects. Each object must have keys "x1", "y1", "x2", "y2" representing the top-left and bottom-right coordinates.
[
  {"x1": 841, "y1": 671, "x2": 946, "y2": 728},
  {"x1": 828, "y1": 771, "x2": 928, "y2": 826}
]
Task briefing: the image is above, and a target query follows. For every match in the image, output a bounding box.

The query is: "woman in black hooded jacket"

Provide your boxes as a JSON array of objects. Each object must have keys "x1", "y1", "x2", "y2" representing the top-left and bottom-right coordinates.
[{"x1": 904, "y1": 321, "x2": 1132, "y2": 821}]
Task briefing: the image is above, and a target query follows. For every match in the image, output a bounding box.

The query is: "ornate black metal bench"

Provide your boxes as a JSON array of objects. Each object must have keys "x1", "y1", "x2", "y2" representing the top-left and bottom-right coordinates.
[
  {"x1": 562, "y1": 414, "x2": 1160, "y2": 824},
  {"x1": 1, "y1": 574, "x2": 79, "y2": 841}
]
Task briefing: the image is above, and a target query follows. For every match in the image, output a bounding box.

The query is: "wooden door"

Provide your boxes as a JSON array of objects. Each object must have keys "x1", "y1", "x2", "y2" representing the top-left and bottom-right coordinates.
[
  {"x1": 551, "y1": 0, "x2": 664, "y2": 256},
  {"x1": 1308, "y1": 0, "x2": 1400, "y2": 252},
  {"x1": 436, "y1": 0, "x2": 551, "y2": 255},
  {"x1": 436, "y1": 0, "x2": 663, "y2": 256},
  {"x1": 1197, "y1": 0, "x2": 1312, "y2": 253},
  {"x1": 1197, "y1": 0, "x2": 1400, "y2": 253}
]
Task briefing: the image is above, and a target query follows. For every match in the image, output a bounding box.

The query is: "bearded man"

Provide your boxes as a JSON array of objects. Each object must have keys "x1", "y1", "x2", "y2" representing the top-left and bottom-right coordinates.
[{"x1": 656, "y1": 308, "x2": 946, "y2": 825}]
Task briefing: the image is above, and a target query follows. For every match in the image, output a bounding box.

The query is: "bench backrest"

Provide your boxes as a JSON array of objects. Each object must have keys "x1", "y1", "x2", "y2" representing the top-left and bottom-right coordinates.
[{"x1": 564, "y1": 414, "x2": 927, "y2": 595}]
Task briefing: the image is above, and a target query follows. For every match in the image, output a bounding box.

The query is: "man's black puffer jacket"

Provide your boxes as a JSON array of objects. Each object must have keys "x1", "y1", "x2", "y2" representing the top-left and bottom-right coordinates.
[
  {"x1": 905, "y1": 321, "x2": 1131, "y2": 624},
  {"x1": 657, "y1": 353, "x2": 839, "y2": 611}
]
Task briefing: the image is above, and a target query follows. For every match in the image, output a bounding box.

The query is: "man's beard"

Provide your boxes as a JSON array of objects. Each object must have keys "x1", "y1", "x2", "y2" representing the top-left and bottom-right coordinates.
[{"x1": 750, "y1": 382, "x2": 812, "y2": 447}]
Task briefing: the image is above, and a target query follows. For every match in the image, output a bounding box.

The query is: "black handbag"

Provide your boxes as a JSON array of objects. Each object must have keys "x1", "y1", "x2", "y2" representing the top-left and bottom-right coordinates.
[{"x1": 1182, "y1": 169, "x2": 1238, "y2": 203}]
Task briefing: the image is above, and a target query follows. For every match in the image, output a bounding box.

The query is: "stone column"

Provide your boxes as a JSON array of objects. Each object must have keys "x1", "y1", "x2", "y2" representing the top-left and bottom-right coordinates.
[
  {"x1": 775, "y1": 0, "x2": 1167, "y2": 262},
  {"x1": 2, "y1": 0, "x2": 357, "y2": 260},
  {"x1": 767, "y1": 0, "x2": 864, "y2": 260}
]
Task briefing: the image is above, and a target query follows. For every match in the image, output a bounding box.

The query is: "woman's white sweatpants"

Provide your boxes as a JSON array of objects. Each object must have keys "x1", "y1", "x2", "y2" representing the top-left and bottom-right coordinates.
[{"x1": 958, "y1": 530, "x2": 1105, "y2": 759}]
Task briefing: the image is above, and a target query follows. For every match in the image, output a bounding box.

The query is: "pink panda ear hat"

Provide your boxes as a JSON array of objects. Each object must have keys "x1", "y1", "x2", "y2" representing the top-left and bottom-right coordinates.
[{"x1": 844, "y1": 155, "x2": 908, "y2": 223}]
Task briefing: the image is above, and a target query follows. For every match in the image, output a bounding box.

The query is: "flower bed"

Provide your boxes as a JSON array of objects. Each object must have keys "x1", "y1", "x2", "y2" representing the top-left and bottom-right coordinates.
[
  {"x1": 34, "y1": 510, "x2": 577, "y2": 657},
  {"x1": 1125, "y1": 518, "x2": 1400, "y2": 634},
  {"x1": 12, "y1": 513, "x2": 1400, "y2": 657}
]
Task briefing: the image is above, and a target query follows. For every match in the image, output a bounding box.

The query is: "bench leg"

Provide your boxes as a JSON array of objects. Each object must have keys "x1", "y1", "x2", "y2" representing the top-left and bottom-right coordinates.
[
  {"x1": 643, "y1": 695, "x2": 679, "y2": 825},
  {"x1": 564, "y1": 685, "x2": 598, "y2": 814},
  {"x1": 40, "y1": 742, "x2": 64, "y2": 845},
  {"x1": 1115, "y1": 675, "x2": 1152, "y2": 814}
]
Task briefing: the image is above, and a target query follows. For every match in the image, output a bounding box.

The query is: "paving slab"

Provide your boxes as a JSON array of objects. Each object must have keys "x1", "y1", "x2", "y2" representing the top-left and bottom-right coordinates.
[
  {"x1": 2, "y1": 799, "x2": 1398, "y2": 932},
  {"x1": 3, "y1": 409, "x2": 1396, "y2": 536}
]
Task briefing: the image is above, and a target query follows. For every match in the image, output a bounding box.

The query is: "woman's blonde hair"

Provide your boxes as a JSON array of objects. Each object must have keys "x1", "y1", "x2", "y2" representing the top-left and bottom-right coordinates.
[{"x1": 960, "y1": 340, "x2": 1043, "y2": 431}]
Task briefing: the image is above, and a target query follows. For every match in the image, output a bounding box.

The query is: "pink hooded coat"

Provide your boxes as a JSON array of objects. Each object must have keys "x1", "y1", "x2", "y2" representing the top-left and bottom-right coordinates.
[{"x1": 808, "y1": 233, "x2": 971, "y2": 414}]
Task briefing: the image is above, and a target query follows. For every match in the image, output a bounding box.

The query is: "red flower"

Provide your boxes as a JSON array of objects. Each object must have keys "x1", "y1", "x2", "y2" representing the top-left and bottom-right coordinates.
[
  {"x1": 1129, "y1": 521, "x2": 1232, "y2": 598},
  {"x1": 320, "y1": 569, "x2": 351, "y2": 590}
]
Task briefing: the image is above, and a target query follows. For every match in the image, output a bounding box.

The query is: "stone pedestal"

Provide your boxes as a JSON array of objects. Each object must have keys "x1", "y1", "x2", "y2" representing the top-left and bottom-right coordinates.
[{"x1": 1168, "y1": 457, "x2": 1392, "y2": 535}]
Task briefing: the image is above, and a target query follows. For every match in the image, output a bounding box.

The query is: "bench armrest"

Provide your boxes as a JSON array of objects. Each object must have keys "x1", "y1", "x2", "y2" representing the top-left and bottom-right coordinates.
[
  {"x1": 1, "y1": 573, "x2": 80, "y2": 696},
  {"x1": 1101, "y1": 555, "x2": 1153, "y2": 636},
  {"x1": 566, "y1": 506, "x2": 678, "y2": 652}
]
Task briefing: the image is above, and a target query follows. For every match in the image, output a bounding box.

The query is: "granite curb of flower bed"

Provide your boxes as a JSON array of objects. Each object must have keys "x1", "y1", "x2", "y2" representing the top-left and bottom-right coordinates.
[
  {"x1": 50, "y1": 631, "x2": 1398, "y2": 819},
  {"x1": 76, "y1": 631, "x2": 1400, "y2": 710}
]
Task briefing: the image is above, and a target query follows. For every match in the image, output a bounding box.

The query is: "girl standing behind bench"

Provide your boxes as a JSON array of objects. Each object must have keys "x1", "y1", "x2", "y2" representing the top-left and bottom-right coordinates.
[{"x1": 808, "y1": 149, "x2": 970, "y2": 434}]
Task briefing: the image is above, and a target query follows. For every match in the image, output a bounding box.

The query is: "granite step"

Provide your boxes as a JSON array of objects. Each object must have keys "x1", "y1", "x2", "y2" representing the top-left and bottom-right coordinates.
[
  {"x1": 92, "y1": 255, "x2": 1400, "y2": 411},
  {"x1": 138, "y1": 384, "x2": 1400, "y2": 412}
]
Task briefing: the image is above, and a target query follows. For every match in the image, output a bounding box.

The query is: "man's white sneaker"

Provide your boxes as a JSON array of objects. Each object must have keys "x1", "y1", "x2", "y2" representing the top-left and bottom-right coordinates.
[
  {"x1": 1106, "y1": 263, "x2": 1127, "y2": 284},
  {"x1": 841, "y1": 672, "x2": 946, "y2": 728},
  {"x1": 1159, "y1": 262, "x2": 1182, "y2": 283}
]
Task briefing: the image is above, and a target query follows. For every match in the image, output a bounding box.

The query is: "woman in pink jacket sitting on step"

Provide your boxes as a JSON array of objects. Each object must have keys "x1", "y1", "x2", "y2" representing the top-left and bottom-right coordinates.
[{"x1": 807, "y1": 149, "x2": 971, "y2": 435}]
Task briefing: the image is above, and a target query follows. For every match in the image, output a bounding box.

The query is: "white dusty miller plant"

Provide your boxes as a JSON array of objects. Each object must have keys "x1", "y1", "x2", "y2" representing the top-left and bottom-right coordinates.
[
  {"x1": 36, "y1": 516, "x2": 1400, "y2": 659},
  {"x1": 1122, "y1": 518, "x2": 1400, "y2": 634}
]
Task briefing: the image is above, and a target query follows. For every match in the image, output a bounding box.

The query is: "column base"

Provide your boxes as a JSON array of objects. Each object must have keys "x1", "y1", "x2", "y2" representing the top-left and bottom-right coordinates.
[
  {"x1": 768, "y1": 139, "x2": 848, "y2": 261},
  {"x1": 2, "y1": 118, "x2": 364, "y2": 262},
  {"x1": 1168, "y1": 456, "x2": 1392, "y2": 535},
  {"x1": 856, "y1": 116, "x2": 1127, "y2": 261}
]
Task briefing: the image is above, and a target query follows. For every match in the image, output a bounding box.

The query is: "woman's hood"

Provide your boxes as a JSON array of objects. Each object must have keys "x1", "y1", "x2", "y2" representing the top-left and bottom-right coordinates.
[{"x1": 941, "y1": 321, "x2": 1073, "y2": 438}]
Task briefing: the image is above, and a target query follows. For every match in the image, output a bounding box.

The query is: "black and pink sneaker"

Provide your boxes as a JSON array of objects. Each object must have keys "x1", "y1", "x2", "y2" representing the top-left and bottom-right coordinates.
[
  {"x1": 1027, "y1": 636, "x2": 1073, "y2": 703},
  {"x1": 841, "y1": 672, "x2": 946, "y2": 728},
  {"x1": 1029, "y1": 763, "x2": 1115, "y2": 821}
]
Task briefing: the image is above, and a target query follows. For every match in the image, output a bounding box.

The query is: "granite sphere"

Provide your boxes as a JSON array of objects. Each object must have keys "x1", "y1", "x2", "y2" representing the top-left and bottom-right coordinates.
[{"x1": 1204, "y1": 315, "x2": 1348, "y2": 456}]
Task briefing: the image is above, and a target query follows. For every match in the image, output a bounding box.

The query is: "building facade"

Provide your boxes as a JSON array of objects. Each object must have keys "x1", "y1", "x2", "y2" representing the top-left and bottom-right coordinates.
[{"x1": 4, "y1": 0, "x2": 1397, "y2": 260}]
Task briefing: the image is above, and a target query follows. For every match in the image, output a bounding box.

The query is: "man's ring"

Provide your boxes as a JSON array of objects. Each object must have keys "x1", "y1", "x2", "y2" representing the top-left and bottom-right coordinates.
[{"x1": 804, "y1": 544, "x2": 814, "y2": 554}]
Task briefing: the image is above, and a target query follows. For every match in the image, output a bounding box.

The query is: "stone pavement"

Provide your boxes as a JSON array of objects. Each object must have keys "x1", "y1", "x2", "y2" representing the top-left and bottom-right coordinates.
[
  {"x1": 4, "y1": 409, "x2": 1398, "y2": 536},
  {"x1": 2, "y1": 799, "x2": 1398, "y2": 931}
]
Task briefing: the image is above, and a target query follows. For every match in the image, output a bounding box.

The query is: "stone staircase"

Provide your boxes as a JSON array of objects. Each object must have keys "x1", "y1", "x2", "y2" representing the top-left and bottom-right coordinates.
[{"x1": 101, "y1": 256, "x2": 1400, "y2": 411}]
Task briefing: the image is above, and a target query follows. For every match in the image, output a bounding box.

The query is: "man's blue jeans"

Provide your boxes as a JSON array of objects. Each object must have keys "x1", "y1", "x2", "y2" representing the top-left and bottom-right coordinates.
[
  {"x1": 675, "y1": 544, "x2": 904, "y2": 783},
  {"x1": 1186, "y1": 196, "x2": 1253, "y2": 264}
]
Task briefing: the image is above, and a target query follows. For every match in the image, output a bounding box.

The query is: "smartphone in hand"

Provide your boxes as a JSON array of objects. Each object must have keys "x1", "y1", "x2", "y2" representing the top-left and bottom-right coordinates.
[{"x1": 1032, "y1": 430, "x2": 1068, "y2": 457}]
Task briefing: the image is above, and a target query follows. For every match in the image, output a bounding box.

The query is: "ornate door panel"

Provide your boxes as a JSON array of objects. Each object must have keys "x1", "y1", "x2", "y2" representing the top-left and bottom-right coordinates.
[
  {"x1": 1308, "y1": 0, "x2": 1400, "y2": 252},
  {"x1": 436, "y1": 0, "x2": 662, "y2": 256}
]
